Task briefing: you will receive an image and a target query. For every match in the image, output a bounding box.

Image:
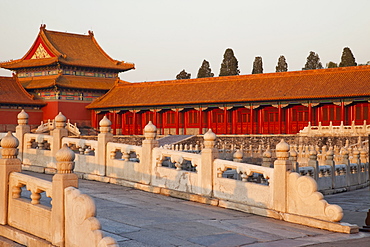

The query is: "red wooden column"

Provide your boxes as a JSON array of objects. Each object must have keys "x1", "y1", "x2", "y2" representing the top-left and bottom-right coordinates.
[
  {"x1": 113, "y1": 111, "x2": 117, "y2": 135},
  {"x1": 258, "y1": 108, "x2": 263, "y2": 134},
  {"x1": 132, "y1": 111, "x2": 136, "y2": 135},
  {"x1": 278, "y1": 104, "x2": 282, "y2": 134},
  {"x1": 91, "y1": 111, "x2": 96, "y2": 129},
  {"x1": 308, "y1": 103, "x2": 312, "y2": 124},
  {"x1": 223, "y1": 107, "x2": 227, "y2": 134},
  {"x1": 159, "y1": 110, "x2": 164, "y2": 135},
  {"x1": 352, "y1": 104, "x2": 356, "y2": 124},
  {"x1": 96, "y1": 112, "x2": 99, "y2": 129},
  {"x1": 183, "y1": 111, "x2": 187, "y2": 135},
  {"x1": 232, "y1": 109, "x2": 237, "y2": 134},
  {"x1": 121, "y1": 112, "x2": 125, "y2": 135},
  {"x1": 207, "y1": 110, "x2": 212, "y2": 131},
  {"x1": 286, "y1": 107, "x2": 290, "y2": 134},
  {"x1": 176, "y1": 109, "x2": 179, "y2": 135},
  {"x1": 317, "y1": 106, "x2": 321, "y2": 125},
  {"x1": 198, "y1": 108, "x2": 203, "y2": 134},
  {"x1": 250, "y1": 106, "x2": 254, "y2": 134}
]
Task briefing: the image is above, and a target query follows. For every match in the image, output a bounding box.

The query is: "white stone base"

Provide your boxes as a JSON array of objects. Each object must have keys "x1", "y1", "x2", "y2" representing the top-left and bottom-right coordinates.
[{"x1": 0, "y1": 225, "x2": 52, "y2": 247}]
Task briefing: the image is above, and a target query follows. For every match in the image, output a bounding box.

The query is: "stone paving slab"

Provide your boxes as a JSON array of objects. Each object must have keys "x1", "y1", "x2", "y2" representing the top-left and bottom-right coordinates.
[
  {"x1": 22, "y1": 171, "x2": 370, "y2": 246},
  {"x1": 323, "y1": 187, "x2": 370, "y2": 227},
  {"x1": 188, "y1": 233, "x2": 257, "y2": 247}
]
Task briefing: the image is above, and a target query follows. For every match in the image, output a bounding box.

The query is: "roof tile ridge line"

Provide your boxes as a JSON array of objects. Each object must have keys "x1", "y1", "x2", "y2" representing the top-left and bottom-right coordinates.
[
  {"x1": 90, "y1": 35, "x2": 134, "y2": 67},
  {"x1": 124, "y1": 76, "x2": 228, "y2": 86},
  {"x1": 12, "y1": 74, "x2": 37, "y2": 101},
  {"x1": 44, "y1": 29, "x2": 91, "y2": 37},
  {"x1": 40, "y1": 28, "x2": 64, "y2": 57},
  {"x1": 236, "y1": 66, "x2": 365, "y2": 79}
]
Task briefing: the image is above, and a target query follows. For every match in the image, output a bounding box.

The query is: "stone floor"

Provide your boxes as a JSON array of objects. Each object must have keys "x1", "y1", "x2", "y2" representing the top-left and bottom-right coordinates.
[{"x1": 24, "y1": 171, "x2": 370, "y2": 247}]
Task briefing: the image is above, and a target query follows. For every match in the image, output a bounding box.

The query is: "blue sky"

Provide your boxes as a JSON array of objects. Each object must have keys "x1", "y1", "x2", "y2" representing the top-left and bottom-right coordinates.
[{"x1": 0, "y1": 0, "x2": 369, "y2": 82}]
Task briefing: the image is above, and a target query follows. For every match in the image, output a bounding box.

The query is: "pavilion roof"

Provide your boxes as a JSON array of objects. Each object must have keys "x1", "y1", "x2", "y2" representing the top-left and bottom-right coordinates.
[
  {"x1": 0, "y1": 25, "x2": 135, "y2": 72},
  {"x1": 87, "y1": 65, "x2": 370, "y2": 109},
  {"x1": 19, "y1": 75, "x2": 119, "y2": 91},
  {"x1": 0, "y1": 76, "x2": 45, "y2": 106}
]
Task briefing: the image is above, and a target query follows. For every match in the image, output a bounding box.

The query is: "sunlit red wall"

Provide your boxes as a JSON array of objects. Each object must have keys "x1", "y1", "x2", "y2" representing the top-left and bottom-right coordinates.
[{"x1": 42, "y1": 101, "x2": 92, "y2": 127}]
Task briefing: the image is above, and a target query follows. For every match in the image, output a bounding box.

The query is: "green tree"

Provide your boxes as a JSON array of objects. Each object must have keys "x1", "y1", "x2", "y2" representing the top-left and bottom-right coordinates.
[
  {"x1": 219, "y1": 48, "x2": 240, "y2": 76},
  {"x1": 302, "y1": 51, "x2": 323, "y2": 70},
  {"x1": 252, "y1": 56, "x2": 263, "y2": 74},
  {"x1": 326, "y1": 61, "x2": 338, "y2": 68},
  {"x1": 176, "y1": 69, "x2": 191, "y2": 80},
  {"x1": 339, "y1": 47, "x2": 357, "y2": 67},
  {"x1": 275, "y1": 55, "x2": 288, "y2": 72},
  {"x1": 197, "y1": 60, "x2": 214, "y2": 78}
]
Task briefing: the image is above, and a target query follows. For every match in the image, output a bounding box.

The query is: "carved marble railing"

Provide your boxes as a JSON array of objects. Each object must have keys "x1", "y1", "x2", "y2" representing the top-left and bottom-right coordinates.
[
  {"x1": 0, "y1": 133, "x2": 117, "y2": 246},
  {"x1": 35, "y1": 119, "x2": 55, "y2": 133},
  {"x1": 36, "y1": 118, "x2": 80, "y2": 136},
  {"x1": 214, "y1": 159, "x2": 274, "y2": 209},
  {"x1": 8, "y1": 111, "x2": 366, "y2": 234},
  {"x1": 152, "y1": 147, "x2": 202, "y2": 194},
  {"x1": 155, "y1": 148, "x2": 200, "y2": 171},
  {"x1": 296, "y1": 162, "x2": 369, "y2": 192},
  {"x1": 24, "y1": 133, "x2": 53, "y2": 150},
  {"x1": 162, "y1": 143, "x2": 201, "y2": 153},
  {"x1": 300, "y1": 120, "x2": 370, "y2": 136},
  {"x1": 106, "y1": 142, "x2": 143, "y2": 182},
  {"x1": 66, "y1": 119, "x2": 81, "y2": 136},
  {"x1": 62, "y1": 137, "x2": 99, "y2": 175},
  {"x1": 8, "y1": 172, "x2": 53, "y2": 241},
  {"x1": 62, "y1": 137, "x2": 97, "y2": 156},
  {"x1": 22, "y1": 133, "x2": 54, "y2": 169}
]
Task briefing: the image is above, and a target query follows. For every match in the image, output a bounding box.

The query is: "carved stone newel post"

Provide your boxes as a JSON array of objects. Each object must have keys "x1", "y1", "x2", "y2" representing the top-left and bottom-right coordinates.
[
  {"x1": 262, "y1": 146, "x2": 272, "y2": 168},
  {"x1": 51, "y1": 144, "x2": 78, "y2": 246},
  {"x1": 200, "y1": 129, "x2": 218, "y2": 197},
  {"x1": 52, "y1": 112, "x2": 68, "y2": 164},
  {"x1": 326, "y1": 148, "x2": 336, "y2": 189},
  {"x1": 15, "y1": 110, "x2": 30, "y2": 161},
  {"x1": 142, "y1": 121, "x2": 158, "y2": 184},
  {"x1": 98, "y1": 116, "x2": 113, "y2": 176},
  {"x1": 273, "y1": 139, "x2": 292, "y2": 213},
  {"x1": 0, "y1": 132, "x2": 22, "y2": 225}
]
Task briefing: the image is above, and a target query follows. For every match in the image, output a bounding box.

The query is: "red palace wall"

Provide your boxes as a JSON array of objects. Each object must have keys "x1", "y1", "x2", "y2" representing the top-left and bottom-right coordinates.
[
  {"x1": 42, "y1": 101, "x2": 92, "y2": 127},
  {"x1": 0, "y1": 109, "x2": 43, "y2": 131}
]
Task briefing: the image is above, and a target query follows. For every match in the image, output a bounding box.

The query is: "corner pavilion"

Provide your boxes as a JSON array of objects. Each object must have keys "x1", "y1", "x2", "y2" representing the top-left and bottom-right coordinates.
[{"x1": 0, "y1": 25, "x2": 134, "y2": 127}]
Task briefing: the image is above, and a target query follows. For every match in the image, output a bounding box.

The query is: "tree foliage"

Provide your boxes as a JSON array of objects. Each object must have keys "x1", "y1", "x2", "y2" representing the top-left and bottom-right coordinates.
[
  {"x1": 176, "y1": 69, "x2": 191, "y2": 80},
  {"x1": 252, "y1": 56, "x2": 263, "y2": 74},
  {"x1": 326, "y1": 61, "x2": 338, "y2": 69},
  {"x1": 197, "y1": 60, "x2": 214, "y2": 78},
  {"x1": 219, "y1": 48, "x2": 240, "y2": 76},
  {"x1": 275, "y1": 55, "x2": 288, "y2": 72},
  {"x1": 339, "y1": 47, "x2": 357, "y2": 67},
  {"x1": 302, "y1": 51, "x2": 323, "y2": 70}
]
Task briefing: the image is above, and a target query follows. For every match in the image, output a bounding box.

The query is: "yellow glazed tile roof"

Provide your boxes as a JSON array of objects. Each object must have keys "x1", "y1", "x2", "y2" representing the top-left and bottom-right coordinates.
[
  {"x1": 0, "y1": 25, "x2": 135, "y2": 72},
  {"x1": 87, "y1": 66, "x2": 370, "y2": 109}
]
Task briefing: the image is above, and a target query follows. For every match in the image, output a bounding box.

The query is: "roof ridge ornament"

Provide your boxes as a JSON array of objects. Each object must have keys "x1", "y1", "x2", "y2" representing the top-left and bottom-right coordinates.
[
  {"x1": 40, "y1": 24, "x2": 46, "y2": 30},
  {"x1": 88, "y1": 30, "x2": 94, "y2": 36}
]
